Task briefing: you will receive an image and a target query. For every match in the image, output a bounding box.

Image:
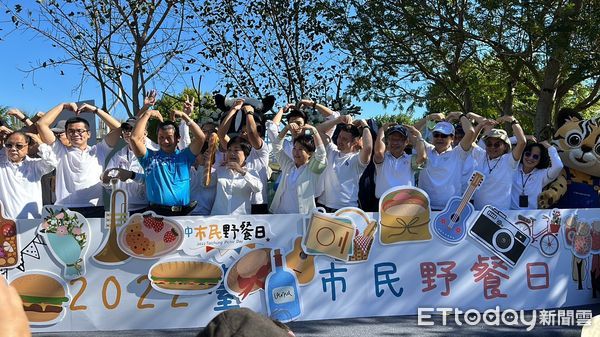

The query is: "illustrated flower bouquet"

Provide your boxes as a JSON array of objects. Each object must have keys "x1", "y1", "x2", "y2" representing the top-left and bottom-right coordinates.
[{"x1": 39, "y1": 208, "x2": 87, "y2": 278}]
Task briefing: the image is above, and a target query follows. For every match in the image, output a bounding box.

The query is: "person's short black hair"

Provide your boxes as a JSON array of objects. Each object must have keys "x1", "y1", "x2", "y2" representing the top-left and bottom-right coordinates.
[
  {"x1": 338, "y1": 123, "x2": 361, "y2": 139},
  {"x1": 6, "y1": 131, "x2": 32, "y2": 145},
  {"x1": 287, "y1": 109, "x2": 308, "y2": 124},
  {"x1": 157, "y1": 121, "x2": 180, "y2": 139},
  {"x1": 522, "y1": 142, "x2": 551, "y2": 169},
  {"x1": 293, "y1": 134, "x2": 316, "y2": 153},
  {"x1": 65, "y1": 117, "x2": 90, "y2": 131},
  {"x1": 227, "y1": 136, "x2": 252, "y2": 158}
]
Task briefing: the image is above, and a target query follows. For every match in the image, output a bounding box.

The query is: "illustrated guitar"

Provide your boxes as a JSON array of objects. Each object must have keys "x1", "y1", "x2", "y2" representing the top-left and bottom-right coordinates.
[
  {"x1": 285, "y1": 236, "x2": 316, "y2": 285},
  {"x1": 432, "y1": 171, "x2": 484, "y2": 244}
]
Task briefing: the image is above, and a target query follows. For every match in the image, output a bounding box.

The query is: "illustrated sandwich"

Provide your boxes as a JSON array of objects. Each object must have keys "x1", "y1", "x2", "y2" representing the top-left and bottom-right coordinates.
[
  {"x1": 150, "y1": 261, "x2": 222, "y2": 291},
  {"x1": 379, "y1": 188, "x2": 431, "y2": 244},
  {"x1": 10, "y1": 274, "x2": 69, "y2": 323}
]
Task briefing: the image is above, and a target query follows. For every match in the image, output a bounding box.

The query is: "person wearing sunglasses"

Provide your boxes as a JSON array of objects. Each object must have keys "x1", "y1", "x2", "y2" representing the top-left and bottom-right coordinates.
[
  {"x1": 461, "y1": 114, "x2": 526, "y2": 210},
  {"x1": 417, "y1": 115, "x2": 475, "y2": 211},
  {"x1": 373, "y1": 123, "x2": 426, "y2": 199},
  {"x1": 0, "y1": 131, "x2": 57, "y2": 218},
  {"x1": 36, "y1": 102, "x2": 122, "y2": 218},
  {"x1": 511, "y1": 141, "x2": 563, "y2": 209}
]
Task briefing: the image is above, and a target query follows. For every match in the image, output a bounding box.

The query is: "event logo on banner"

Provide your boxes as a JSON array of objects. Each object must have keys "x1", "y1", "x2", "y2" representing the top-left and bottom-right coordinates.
[
  {"x1": 180, "y1": 217, "x2": 273, "y2": 263},
  {"x1": 378, "y1": 186, "x2": 432, "y2": 244}
]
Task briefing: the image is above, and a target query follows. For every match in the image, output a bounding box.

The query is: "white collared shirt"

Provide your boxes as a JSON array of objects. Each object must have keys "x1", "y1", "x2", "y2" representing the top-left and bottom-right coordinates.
[
  {"x1": 471, "y1": 145, "x2": 518, "y2": 210},
  {"x1": 375, "y1": 151, "x2": 416, "y2": 198},
  {"x1": 418, "y1": 143, "x2": 468, "y2": 210},
  {"x1": 53, "y1": 140, "x2": 111, "y2": 207},
  {"x1": 511, "y1": 146, "x2": 563, "y2": 209},
  {"x1": 317, "y1": 142, "x2": 368, "y2": 209},
  {"x1": 211, "y1": 166, "x2": 263, "y2": 215},
  {"x1": 0, "y1": 144, "x2": 57, "y2": 218}
]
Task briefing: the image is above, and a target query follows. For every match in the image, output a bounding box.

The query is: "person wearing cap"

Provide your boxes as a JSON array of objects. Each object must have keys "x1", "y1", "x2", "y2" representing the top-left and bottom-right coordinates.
[
  {"x1": 131, "y1": 95, "x2": 206, "y2": 216},
  {"x1": 373, "y1": 123, "x2": 426, "y2": 198},
  {"x1": 461, "y1": 113, "x2": 526, "y2": 210},
  {"x1": 417, "y1": 115, "x2": 475, "y2": 210},
  {"x1": 36, "y1": 102, "x2": 122, "y2": 218},
  {"x1": 50, "y1": 120, "x2": 70, "y2": 147},
  {"x1": 315, "y1": 114, "x2": 372, "y2": 212}
]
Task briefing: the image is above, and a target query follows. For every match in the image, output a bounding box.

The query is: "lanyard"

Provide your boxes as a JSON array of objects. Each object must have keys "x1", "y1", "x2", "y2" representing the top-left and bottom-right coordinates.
[
  {"x1": 486, "y1": 156, "x2": 501, "y2": 174},
  {"x1": 520, "y1": 170, "x2": 533, "y2": 193}
]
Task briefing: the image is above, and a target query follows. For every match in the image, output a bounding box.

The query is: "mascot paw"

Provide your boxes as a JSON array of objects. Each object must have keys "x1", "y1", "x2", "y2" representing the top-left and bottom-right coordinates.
[{"x1": 538, "y1": 190, "x2": 557, "y2": 209}]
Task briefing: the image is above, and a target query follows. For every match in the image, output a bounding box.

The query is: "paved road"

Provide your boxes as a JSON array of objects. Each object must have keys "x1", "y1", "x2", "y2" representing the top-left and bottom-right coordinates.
[{"x1": 35, "y1": 305, "x2": 598, "y2": 337}]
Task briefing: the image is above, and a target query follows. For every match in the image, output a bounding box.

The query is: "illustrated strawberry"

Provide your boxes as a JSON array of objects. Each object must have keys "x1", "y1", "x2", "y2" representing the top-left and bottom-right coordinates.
[
  {"x1": 143, "y1": 215, "x2": 164, "y2": 233},
  {"x1": 163, "y1": 228, "x2": 179, "y2": 243},
  {"x1": 1, "y1": 224, "x2": 16, "y2": 237}
]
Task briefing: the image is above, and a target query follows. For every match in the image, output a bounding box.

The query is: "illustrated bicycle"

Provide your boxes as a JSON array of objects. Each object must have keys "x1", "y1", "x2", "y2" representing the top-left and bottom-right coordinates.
[{"x1": 515, "y1": 213, "x2": 561, "y2": 257}]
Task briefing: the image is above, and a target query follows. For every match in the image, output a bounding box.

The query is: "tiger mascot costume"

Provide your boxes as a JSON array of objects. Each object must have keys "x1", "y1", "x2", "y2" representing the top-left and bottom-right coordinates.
[{"x1": 538, "y1": 108, "x2": 600, "y2": 297}]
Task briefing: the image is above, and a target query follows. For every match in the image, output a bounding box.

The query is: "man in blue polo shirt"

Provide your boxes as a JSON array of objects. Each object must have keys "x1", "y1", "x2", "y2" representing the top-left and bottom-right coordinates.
[{"x1": 130, "y1": 97, "x2": 206, "y2": 216}]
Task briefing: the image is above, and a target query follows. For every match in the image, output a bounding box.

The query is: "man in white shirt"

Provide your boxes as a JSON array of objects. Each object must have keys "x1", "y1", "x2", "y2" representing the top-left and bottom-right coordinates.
[
  {"x1": 316, "y1": 114, "x2": 373, "y2": 212},
  {"x1": 37, "y1": 102, "x2": 122, "y2": 218},
  {"x1": 417, "y1": 117, "x2": 474, "y2": 210},
  {"x1": 0, "y1": 131, "x2": 57, "y2": 219},
  {"x1": 373, "y1": 124, "x2": 427, "y2": 199}
]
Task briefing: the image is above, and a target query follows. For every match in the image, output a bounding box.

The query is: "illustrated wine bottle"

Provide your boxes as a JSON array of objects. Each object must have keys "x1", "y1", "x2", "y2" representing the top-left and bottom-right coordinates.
[{"x1": 265, "y1": 248, "x2": 301, "y2": 323}]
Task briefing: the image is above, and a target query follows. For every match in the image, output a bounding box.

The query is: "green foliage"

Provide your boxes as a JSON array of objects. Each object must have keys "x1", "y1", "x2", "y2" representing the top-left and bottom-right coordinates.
[{"x1": 154, "y1": 88, "x2": 220, "y2": 124}]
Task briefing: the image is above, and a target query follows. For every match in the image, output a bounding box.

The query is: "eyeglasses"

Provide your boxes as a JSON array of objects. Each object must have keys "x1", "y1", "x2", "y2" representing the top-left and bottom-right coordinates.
[
  {"x1": 67, "y1": 129, "x2": 89, "y2": 135},
  {"x1": 485, "y1": 141, "x2": 504, "y2": 149},
  {"x1": 4, "y1": 143, "x2": 27, "y2": 150},
  {"x1": 53, "y1": 132, "x2": 65, "y2": 137},
  {"x1": 524, "y1": 151, "x2": 540, "y2": 160},
  {"x1": 433, "y1": 132, "x2": 450, "y2": 139}
]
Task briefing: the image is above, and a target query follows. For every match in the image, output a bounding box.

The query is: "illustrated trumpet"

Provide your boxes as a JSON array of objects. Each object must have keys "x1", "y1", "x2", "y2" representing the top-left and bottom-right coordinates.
[{"x1": 93, "y1": 178, "x2": 131, "y2": 265}]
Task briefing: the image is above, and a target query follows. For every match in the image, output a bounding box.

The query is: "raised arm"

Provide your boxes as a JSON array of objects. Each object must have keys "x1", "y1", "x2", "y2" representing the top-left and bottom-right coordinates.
[
  {"x1": 413, "y1": 112, "x2": 445, "y2": 132},
  {"x1": 406, "y1": 125, "x2": 426, "y2": 165},
  {"x1": 131, "y1": 109, "x2": 163, "y2": 158},
  {"x1": 316, "y1": 114, "x2": 352, "y2": 145},
  {"x1": 77, "y1": 103, "x2": 121, "y2": 130},
  {"x1": 355, "y1": 119, "x2": 373, "y2": 165},
  {"x1": 496, "y1": 115, "x2": 526, "y2": 161},
  {"x1": 241, "y1": 105, "x2": 263, "y2": 150},
  {"x1": 36, "y1": 102, "x2": 78, "y2": 145},
  {"x1": 217, "y1": 99, "x2": 244, "y2": 146},
  {"x1": 298, "y1": 99, "x2": 336, "y2": 119},
  {"x1": 172, "y1": 95, "x2": 206, "y2": 156},
  {"x1": 374, "y1": 122, "x2": 395, "y2": 164},
  {"x1": 7, "y1": 109, "x2": 33, "y2": 128},
  {"x1": 136, "y1": 89, "x2": 157, "y2": 117}
]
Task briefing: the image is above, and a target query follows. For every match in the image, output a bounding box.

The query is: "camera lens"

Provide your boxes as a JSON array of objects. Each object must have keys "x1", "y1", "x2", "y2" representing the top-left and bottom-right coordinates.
[{"x1": 492, "y1": 229, "x2": 514, "y2": 253}]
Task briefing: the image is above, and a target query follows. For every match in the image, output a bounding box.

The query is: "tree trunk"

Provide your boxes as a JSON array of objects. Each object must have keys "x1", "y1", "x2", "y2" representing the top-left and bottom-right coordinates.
[
  {"x1": 534, "y1": 59, "x2": 559, "y2": 137},
  {"x1": 502, "y1": 80, "x2": 515, "y2": 116}
]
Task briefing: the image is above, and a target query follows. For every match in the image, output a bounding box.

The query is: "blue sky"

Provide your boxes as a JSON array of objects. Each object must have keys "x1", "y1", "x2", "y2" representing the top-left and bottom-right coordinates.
[{"x1": 0, "y1": 23, "x2": 402, "y2": 123}]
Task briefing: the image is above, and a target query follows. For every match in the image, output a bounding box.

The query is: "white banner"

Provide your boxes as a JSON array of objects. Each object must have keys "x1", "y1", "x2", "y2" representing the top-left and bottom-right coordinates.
[{"x1": 1, "y1": 209, "x2": 599, "y2": 332}]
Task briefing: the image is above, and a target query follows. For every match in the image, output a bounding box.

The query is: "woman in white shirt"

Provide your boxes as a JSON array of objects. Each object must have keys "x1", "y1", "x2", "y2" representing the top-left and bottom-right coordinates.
[
  {"x1": 211, "y1": 137, "x2": 262, "y2": 215},
  {"x1": 511, "y1": 141, "x2": 563, "y2": 209},
  {"x1": 270, "y1": 123, "x2": 327, "y2": 214},
  {"x1": 0, "y1": 131, "x2": 57, "y2": 218}
]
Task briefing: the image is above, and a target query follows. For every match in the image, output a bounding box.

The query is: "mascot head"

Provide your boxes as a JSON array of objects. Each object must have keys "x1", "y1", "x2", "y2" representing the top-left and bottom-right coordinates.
[
  {"x1": 553, "y1": 108, "x2": 600, "y2": 177},
  {"x1": 214, "y1": 94, "x2": 275, "y2": 137}
]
